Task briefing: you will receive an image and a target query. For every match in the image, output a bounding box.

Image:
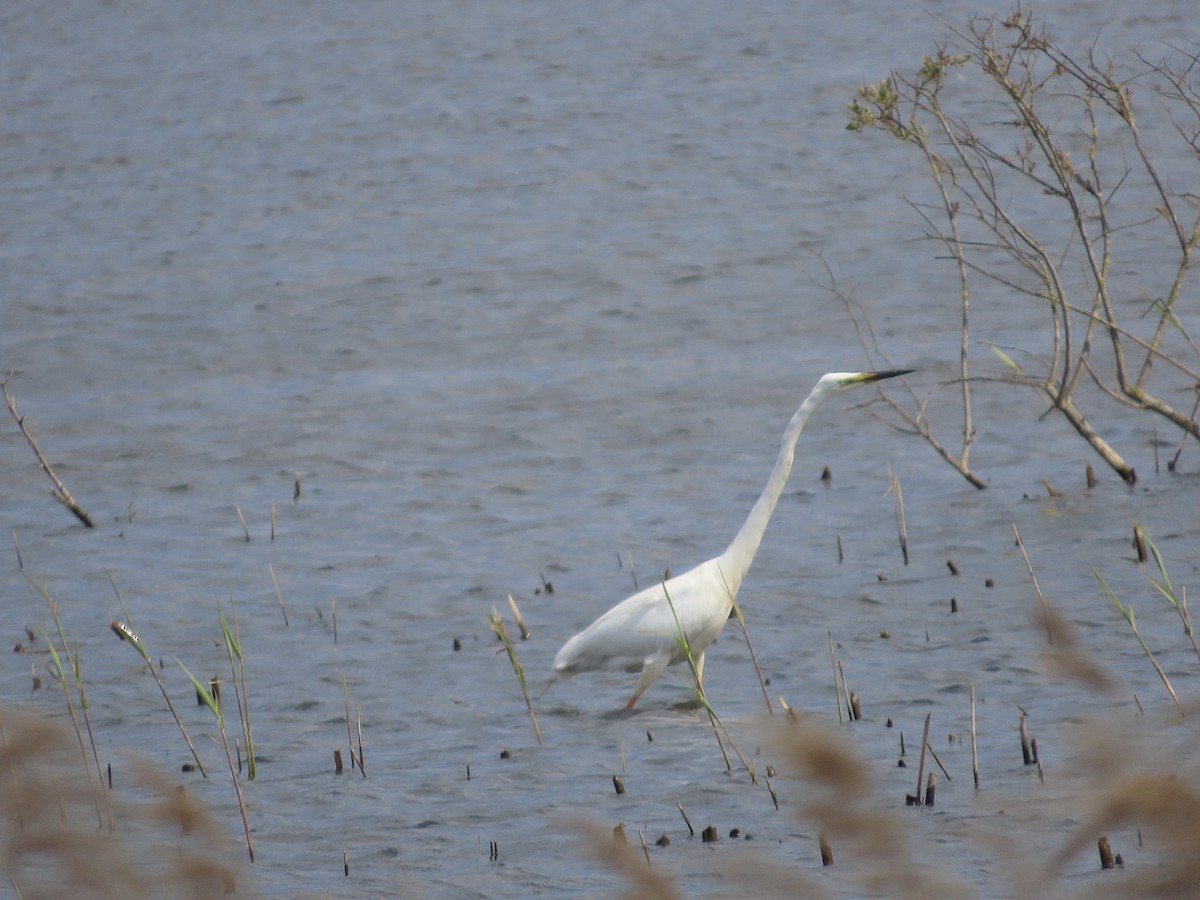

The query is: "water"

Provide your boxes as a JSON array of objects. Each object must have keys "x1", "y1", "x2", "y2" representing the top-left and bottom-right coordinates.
[{"x1": 3, "y1": 1, "x2": 1199, "y2": 895}]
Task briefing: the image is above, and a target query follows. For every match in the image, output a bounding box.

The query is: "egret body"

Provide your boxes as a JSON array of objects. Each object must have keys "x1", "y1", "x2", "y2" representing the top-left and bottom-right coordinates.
[{"x1": 552, "y1": 370, "x2": 911, "y2": 710}]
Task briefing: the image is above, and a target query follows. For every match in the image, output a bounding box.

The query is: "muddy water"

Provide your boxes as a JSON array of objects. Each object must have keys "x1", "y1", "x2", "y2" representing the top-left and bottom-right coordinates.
[{"x1": 3, "y1": 1, "x2": 1199, "y2": 896}]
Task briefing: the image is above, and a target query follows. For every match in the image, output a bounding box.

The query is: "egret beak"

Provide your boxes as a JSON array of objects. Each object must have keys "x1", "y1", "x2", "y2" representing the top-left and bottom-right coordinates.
[{"x1": 844, "y1": 369, "x2": 914, "y2": 385}]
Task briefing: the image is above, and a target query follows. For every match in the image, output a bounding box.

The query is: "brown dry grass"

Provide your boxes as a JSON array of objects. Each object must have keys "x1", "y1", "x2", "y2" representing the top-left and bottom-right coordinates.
[{"x1": 0, "y1": 705, "x2": 250, "y2": 898}]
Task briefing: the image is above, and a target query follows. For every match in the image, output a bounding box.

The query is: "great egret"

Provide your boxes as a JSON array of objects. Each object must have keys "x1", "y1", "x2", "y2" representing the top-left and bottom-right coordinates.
[{"x1": 552, "y1": 369, "x2": 912, "y2": 710}]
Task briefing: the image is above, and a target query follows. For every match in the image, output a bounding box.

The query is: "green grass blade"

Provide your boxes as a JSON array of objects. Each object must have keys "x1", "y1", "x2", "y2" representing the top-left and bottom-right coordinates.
[
  {"x1": 219, "y1": 602, "x2": 243, "y2": 662},
  {"x1": 986, "y1": 342, "x2": 1023, "y2": 374},
  {"x1": 1093, "y1": 567, "x2": 1135, "y2": 628},
  {"x1": 1141, "y1": 531, "x2": 1180, "y2": 608},
  {"x1": 179, "y1": 660, "x2": 223, "y2": 727}
]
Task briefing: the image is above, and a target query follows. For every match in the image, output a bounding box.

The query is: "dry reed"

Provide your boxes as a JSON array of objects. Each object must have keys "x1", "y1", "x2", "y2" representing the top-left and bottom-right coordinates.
[
  {"x1": 729, "y1": 595, "x2": 772, "y2": 714},
  {"x1": 0, "y1": 705, "x2": 248, "y2": 896},
  {"x1": 268, "y1": 563, "x2": 289, "y2": 627},
  {"x1": 341, "y1": 674, "x2": 366, "y2": 776},
  {"x1": 487, "y1": 607, "x2": 542, "y2": 745},
  {"x1": 886, "y1": 464, "x2": 909, "y2": 565},
  {"x1": 1013, "y1": 523, "x2": 1053, "y2": 643},
  {"x1": 235, "y1": 504, "x2": 251, "y2": 542}
]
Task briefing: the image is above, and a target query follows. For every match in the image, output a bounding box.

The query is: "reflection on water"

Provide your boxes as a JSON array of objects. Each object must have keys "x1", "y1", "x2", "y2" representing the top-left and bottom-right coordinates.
[{"x1": 3, "y1": 1, "x2": 1198, "y2": 895}]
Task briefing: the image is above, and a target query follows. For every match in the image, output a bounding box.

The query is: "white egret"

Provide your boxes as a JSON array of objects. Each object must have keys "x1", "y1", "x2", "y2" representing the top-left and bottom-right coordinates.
[{"x1": 552, "y1": 369, "x2": 912, "y2": 710}]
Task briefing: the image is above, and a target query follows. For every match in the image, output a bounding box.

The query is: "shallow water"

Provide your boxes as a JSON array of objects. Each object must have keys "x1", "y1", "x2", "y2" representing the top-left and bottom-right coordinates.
[{"x1": 3, "y1": 1, "x2": 1200, "y2": 896}]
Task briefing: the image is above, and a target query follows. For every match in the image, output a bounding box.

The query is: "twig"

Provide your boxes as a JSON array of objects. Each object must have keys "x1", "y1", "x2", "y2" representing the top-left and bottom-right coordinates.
[
  {"x1": 729, "y1": 596, "x2": 772, "y2": 714},
  {"x1": 342, "y1": 675, "x2": 356, "y2": 770},
  {"x1": 1013, "y1": 523, "x2": 1053, "y2": 643},
  {"x1": 886, "y1": 464, "x2": 909, "y2": 565},
  {"x1": 925, "y1": 739, "x2": 951, "y2": 781},
  {"x1": 268, "y1": 563, "x2": 290, "y2": 627},
  {"x1": 837, "y1": 660, "x2": 853, "y2": 721},
  {"x1": 235, "y1": 505, "x2": 251, "y2": 542},
  {"x1": 676, "y1": 802, "x2": 695, "y2": 837},
  {"x1": 1019, "y1": 708, "x2": 1033, "y2": 766},
  {"x1": 915, "y1": 712, "x2": 932, "y2": 804},
  {"x1": 355, "y1": 702, "x2": 365, "y2": 775},
  {"x1": 828, "y1": 261, "x2": 986, "y2": 489},
  {"x1": 342, "y1": 674, "x2": 366, "y2": 775},
  {"x1": 828, "y1": 631, "x2": 844, "y2": 725},
  {"x1": 970, "y1": 683, "x2": 979, "y2": 789},
  {"x1": 2, "y1": 378, "x2": 94, "y2": 526},
  {"x1": 764, "y1": 768, "x2": 779, "y2": 810},
  {"x1": 1167, "y1": 382, "x2": 1200, "y2": 471}
]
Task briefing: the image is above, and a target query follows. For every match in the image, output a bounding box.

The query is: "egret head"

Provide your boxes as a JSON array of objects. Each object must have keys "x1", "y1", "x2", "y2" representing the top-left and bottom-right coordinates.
[{"x1": 815, "y1": 369, "x2": 913, "y2": 399}]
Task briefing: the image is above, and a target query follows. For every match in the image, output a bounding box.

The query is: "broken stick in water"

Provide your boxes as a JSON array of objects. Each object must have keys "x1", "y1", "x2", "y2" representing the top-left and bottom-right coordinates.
[{"x1": 2, "y1": 378, "x2": 95, "y2": 527}]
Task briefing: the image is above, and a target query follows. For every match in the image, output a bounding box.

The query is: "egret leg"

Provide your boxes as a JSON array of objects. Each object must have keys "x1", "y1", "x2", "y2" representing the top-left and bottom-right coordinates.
[{"x1": 625, "y1": 654, "x2": 670, "y2": 710}]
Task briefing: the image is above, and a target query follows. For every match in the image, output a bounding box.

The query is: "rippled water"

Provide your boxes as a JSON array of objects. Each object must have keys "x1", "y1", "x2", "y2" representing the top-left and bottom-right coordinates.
[{"x1": 4, "y1": 1, "x2": 1199, "y2": 896}]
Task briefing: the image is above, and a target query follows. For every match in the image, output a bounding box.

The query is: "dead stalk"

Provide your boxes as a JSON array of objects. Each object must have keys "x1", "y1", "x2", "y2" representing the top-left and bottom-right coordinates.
[
  {"x1": 970, "y1": 683, "x2": 979, "y2": 790},
  {"x1": 2, "y1": 377, "x2": 94, "y2": 526},
  {"x1": 1012, "y1": 523, "x2": 1053, "y2": 643},
  {"x1": 488, "y1": 607, "x2": 543, "y2": 745},
  {"x1": 235, "y1": 504, "x2": 251, "y2": 542},
  {"x1": 268, "y1": 563, "x2": 290, "y2": 627},
  {"x1": 730, "y1": 597, "x2": 772, "y2": 714},
  {"x1": 342, "y1": 674, "x2": 366, "y2": 775},
  {"x1": 886, "y1": 464, "x2": 909, "y2": 565},
  {"x1": 828, "y1": 631, "x2": 844, "y2": 725},
  {"x1": 506, "y1": 594, "x2": 531, "y2": 639},
  {"x1": 915, "y1": 712, "x2": 932, "y2": 804}
]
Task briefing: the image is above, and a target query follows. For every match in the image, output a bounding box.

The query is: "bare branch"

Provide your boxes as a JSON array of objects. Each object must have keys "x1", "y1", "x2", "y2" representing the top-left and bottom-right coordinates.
[
  {"x1": 2, "y1": 377, "x2": 94, "y2": 527},
  {"x1": 846, "y1": 8, "x2": 1199, "y2": 484}
]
